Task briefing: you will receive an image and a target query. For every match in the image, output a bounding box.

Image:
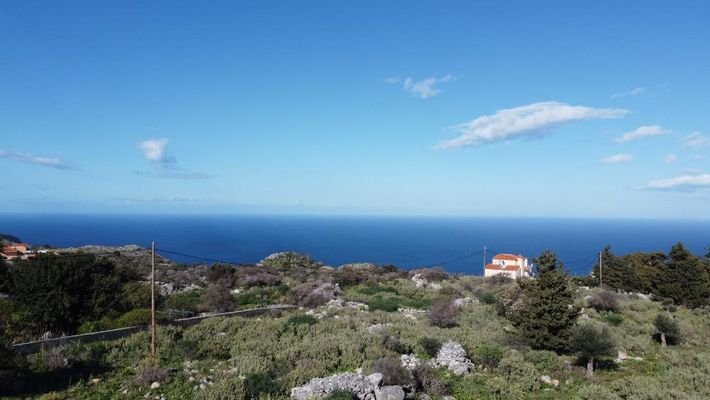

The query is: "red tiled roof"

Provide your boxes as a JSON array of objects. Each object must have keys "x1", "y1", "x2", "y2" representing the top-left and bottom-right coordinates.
[
  {"x1": 485, "y1": 263, "x2": 521, "y2": 272},
  {"x1": 493, "y1": 253, "x2": 524, "y2": 261}
]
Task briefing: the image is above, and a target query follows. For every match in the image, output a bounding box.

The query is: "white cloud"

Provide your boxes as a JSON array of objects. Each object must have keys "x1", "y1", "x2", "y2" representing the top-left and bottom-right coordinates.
[
  {"x1": 0, "y1": 150, "x2": 73, "y2": 170},
  {"x1": 611, "y1": 87, "x2": 646, "y2": 98},
  {"x1": 681, "y1": 132, "x2": 709, "y2": 149},
  {"x1": 614, "y1": 125, "x2": 668, "y2": 143},
  {"x1": 638, "y1": 173, "x2": 710, "y2": 191},
  {"x1": 387, "y1": 75, "x2": 457, "y2": 99},
  {"x1": 139, "y1": 138, "x2": 175, "y2": 165},
  {"x1": 435, "y1": 101, "x2": 627, "y2": 149},
  {"x1": 664, "y1": 153, "x2": 677, "y2": 163},
  {"x1": 600, "y1": 153, "x2": 633, "y2": 164}
]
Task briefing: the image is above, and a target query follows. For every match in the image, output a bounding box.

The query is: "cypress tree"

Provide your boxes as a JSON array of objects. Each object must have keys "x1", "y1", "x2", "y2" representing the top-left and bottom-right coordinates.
[
  {"x1": 512, "y1": 250, "x2": 579, "y2": 352},
  {"x1": 661, "y1": 243, "x2": 709, "y2": 309}
]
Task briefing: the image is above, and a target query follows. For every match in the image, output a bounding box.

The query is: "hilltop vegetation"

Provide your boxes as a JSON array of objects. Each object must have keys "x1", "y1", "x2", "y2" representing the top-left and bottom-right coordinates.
[{"x1": 1, "y1": 244, "x2": 710, "y2": 399}]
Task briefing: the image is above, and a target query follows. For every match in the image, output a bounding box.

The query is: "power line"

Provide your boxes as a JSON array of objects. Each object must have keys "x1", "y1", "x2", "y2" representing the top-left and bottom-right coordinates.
[
  {"x1": 412, "y1": 249, "x2": 484, "y2": 269},
  {"x1": 154, "y1": 248, "x2": 245, "y2": 265}
]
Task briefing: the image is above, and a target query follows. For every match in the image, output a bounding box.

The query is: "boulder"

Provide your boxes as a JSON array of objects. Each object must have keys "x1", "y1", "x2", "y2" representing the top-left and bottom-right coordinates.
[
  {"x1": 367, "y1": 373, "x2": 383, "y2": 387},
  {"x1": 290, "y1": 372, "x2": 379, "y2": 400},
  {"x1": 375, "y1": 385, "x2": 405, "y2": 400},
  {"x1": 400, "y1": 354, "x2": 421, "y2": 371},
  {"x1": 434, "y1": 341, "x2": 474, "y2": 375},
  {"x1": 540, "y1": 375, "x2": 552, "y2": 385}
]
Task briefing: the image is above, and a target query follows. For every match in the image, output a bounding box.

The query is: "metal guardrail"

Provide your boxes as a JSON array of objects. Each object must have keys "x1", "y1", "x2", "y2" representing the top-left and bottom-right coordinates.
[{"x1": 10, "y1": 304, "x2": 296, "y2": 354}]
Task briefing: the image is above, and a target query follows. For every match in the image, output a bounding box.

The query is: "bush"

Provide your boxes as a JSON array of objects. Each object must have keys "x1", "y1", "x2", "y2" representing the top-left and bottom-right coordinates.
[
  {"x1": 473, "y1": 343, "x2": 504, "y2": 369},
  {"x1": 200, "y1": 284, "x2": 234, "y2": 313},
  {"x1": 114, "y1": 308, "x2": 152, "y2": 328},
  {"x1": 412, "y1": 365, "x2": 449, "y2": 396},
  {"x1": 290, "y1": 282, "x2": 340, "y2": 308},
  {"x1": 206, "y1": 264, "x2": 236, "y2": 286},
  {"x1": 523, "y1": 349, "x2": 560, "y2": 373},
  {"x1": 325, "y1": 391, "x2": 356, "y2": 400},
  {"x1": 604, "y1": 312, "x2": 624, "y2": 326},
  {"x1": 415, "y1": 267, "x2": 447, "y2": 282},
  {"x1": 427, "y1": 300, "x2": 460, "y2": 328},
  {"x1": 478, "y1": 291, "x2": 497, "y2": 305},
  {"x1": 587, "y1": 291, "x2": 620, "y2": 312},
  {"x1": 654, "y1": 313, "x2": 680, "y2": 345},
  {"x1": 133, "y1": 361, "x2": 168, "y2": 386},
  {"x1": 419, "y1": 337, "x2": 442, "y2": 358},
  {"x1": 371, "y1": 357, "x2": 413, "y2": 386},
  {"x1": 382, "y1": 335, "x2": 411, "y2": 354},
  {"x1": 367, "y1": 296, "x2": 401, "y2": 312},
  {"x1": 285, "y1": 314, "x2": 318, "y2": 328},
  {"x1": 163, "y1": 289, "x2": 202, "y2": 313}
]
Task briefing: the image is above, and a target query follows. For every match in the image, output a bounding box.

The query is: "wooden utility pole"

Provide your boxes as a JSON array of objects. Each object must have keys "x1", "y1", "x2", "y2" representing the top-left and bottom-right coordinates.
[
  {"x1": 599, "y1": 251, "x2": 603, "y2": 288},
  {"x1": 482, "y1": 245, "x2": 487, "y2": 275},
  {"x1": 151, "y1": 241, "x2": 157, "y2": 356}
]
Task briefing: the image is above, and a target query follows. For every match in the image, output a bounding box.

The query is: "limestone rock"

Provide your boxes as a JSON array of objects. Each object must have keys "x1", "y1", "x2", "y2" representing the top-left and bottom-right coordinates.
[
  {"x1": 433, "y1": 341, "x2": 474, "y2": 375},
  {"x1": 400, "y1": 354, "x2": 421, "y2": 371},
  {"x1": 375, "y1": 385, "x2": 405, "y2": 400},
  {"x1": 367, "y1": 373, "x2": 383, "y2": 387},
  {"x1": 290, "y1": 372, "x2": 380, "y2": 400}
]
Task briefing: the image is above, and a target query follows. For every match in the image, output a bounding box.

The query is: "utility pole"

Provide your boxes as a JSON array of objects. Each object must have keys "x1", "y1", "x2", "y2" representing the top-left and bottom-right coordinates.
[
  {"x1": 151, "y1": 241, "x2": 157, "y2": 357},
  {"x1": 599, "y1": 251, "x2": 603, "y2": 288},
  {"x1": 483, "y1": 245, "x2": 487, "y2": 275}
]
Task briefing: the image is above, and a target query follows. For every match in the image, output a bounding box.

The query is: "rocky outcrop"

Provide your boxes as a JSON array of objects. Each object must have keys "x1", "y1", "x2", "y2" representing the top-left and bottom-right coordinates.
[
  {"x1": 375, "y1": 385, "x2": 405, "y2": 400},
  {"x1": 411, "y1": 273, "x2": 442, "y2": 290},
  {"x1": 291, "y1": 372, "x2": 391, "y2": 400},
  {"x1": 453, "y1": 297, "x2": 476, "y2": 308},
  {"x1": 432, "y1": 341, "x2": 474, "y2": 375},
  {"x1": 400, "y1": 354, "x2": 421, "y2": 371}
]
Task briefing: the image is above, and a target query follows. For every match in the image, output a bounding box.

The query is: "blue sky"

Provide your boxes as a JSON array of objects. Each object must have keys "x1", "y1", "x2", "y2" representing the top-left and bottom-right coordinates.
[{"x1": 1, "y1": 1, "x2": 709, "y2": 218}]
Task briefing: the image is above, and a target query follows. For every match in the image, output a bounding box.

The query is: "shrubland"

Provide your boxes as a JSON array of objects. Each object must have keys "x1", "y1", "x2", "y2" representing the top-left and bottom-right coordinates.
[{"x1": 0, "y1": 245, "x2": 709, "y2": 399}]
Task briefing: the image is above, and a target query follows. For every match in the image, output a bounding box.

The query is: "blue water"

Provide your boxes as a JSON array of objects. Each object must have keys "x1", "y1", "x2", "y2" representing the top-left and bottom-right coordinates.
[{"x1": 1, "y1": 214, "x2": 708, "y2": 276}]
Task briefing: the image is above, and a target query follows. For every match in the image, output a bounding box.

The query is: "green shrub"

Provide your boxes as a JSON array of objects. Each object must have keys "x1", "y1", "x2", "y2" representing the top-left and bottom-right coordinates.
[
  {"x1": 285, "y1": 314, "x2": 318, "y2": 328},
  {"x1": 604, "y1": 312, "x2": 624, "y2": 326},
  {"x1": 325, "y1": 390, "x2": 356, "y2": 400},
  {"x1": 371, "y1": 357, "x2": 413, "y2": 386},
  {"x1": 523, "y1": 349, "x2": 560, "y2": 373},
  {"x1": 163, "y1": 290, "x2": 202, "y2": 313},
  {"x1": 428, "y1": 300, "x2": 459, "y2": 328},
  {"x1": 575, "y1": 384, "x2": 620, "y2": 400},
  {"x1": 367, "y1": 296, "x2": 401, "y2": 312},
  {"x1": 473, "y1": 343, "x2": 504, "y2": 369},
  {"x1": 419, "y1": 337, "x2": 442, "y2": 358},
  {"x1": 479, "y1": 291, "x2": 497, "y2": 305},
  {"x1": 114, "y1": 308, "x2": 152, "y2": 327},
  {"x1": 357, "y1": 284, "x2": 398, "y2": 296}
]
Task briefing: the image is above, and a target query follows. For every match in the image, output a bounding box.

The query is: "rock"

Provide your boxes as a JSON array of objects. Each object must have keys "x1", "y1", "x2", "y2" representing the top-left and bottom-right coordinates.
[
  {"x1": 442, "y1": 396, "x2": 456, "y2": 400},
  {"x1": 367, "y1": 324, "x2": 388, "y2": 334},
  {"x1": 615, "y1": 351, "x2": 644, "y2": 363},
  {"x1": 90, "y1": 378, "x2": 101, "y2": 384},
  {"x1": 453, "y1": 297, "x2": 476, "y2": 307},
  {"x1": 635, "y1": 293, "x2": 652, "y2": 301},
  {"x1": 290, "y1": 372, "x2": 380, "y2": 400},
  {"x1": 583, "y1": 295, "x2": 594, "y2": 306},
  {"x1": 398, "y1": 308, "x2": 427, "y2": 321},
  {"x1": 367, "y1": 373, "x2": 384, "y2": 387},
  {"x1": 551, "y1": 379, "x2": 560, "y2": 387},
  {"x1": 150, "y1": 382, "x2": 160, "y2": 389},
  {"x1": 540, "y1": 375, "x2": 552, "y2": 385},
  {"x1": 340, "y1": 263, "x2": 377, "y2": 270},
  {"x1": 417, "y1": 395, "x2": 432, "y2": 400},
  {"x1": 400, "y1": 354, "x2": 421, "y2": 371},
  {"x1": 411, "y1": 273, "x2": 442, "y2": 290},
  {"x1": 434, "y1": 341, "x2": 474, "y2": 375},
  {"x1": 375, "y1": 385, "x2": 405, "y2": 400}
]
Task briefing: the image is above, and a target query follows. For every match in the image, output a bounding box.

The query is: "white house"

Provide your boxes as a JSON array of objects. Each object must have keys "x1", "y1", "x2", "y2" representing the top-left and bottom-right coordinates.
[{"x1": 484, "y1": 253, "x2": 531, "y2": 279}]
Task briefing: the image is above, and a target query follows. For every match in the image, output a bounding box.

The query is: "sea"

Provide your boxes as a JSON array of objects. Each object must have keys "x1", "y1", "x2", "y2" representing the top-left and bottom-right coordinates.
[{"x1": 1, "y1": 214, "x2": 708, "y2": 276}]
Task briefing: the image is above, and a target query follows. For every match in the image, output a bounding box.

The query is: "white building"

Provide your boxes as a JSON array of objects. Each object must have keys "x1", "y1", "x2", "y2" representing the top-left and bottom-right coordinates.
[{"x1": 484, "y1": 253, "x2": 531, "y2": 279}]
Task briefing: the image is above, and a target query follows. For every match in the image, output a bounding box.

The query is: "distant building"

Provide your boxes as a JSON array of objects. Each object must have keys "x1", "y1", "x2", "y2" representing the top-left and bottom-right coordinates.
[
  {"x1": 1, "y1": 243, "x2": 34, "y2": 260},
  {"x1": 484, "y1": 253, "x2": 531, "y2": 279}
]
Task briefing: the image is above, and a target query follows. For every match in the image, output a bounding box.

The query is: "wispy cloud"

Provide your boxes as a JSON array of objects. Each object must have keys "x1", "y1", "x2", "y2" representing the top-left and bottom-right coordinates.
[
  {"x1": 638, "y1": 173, "x2": 710, "y2": 191},
  {"x1": 0, "y1": 150, "x2": 74, "y2": 170},
  {"x1": 611, "y1": 87, "x2": 646, "y2": 99},
  {"x1": 387, "y1": 75, "x2": 457, "y2": 99},
  {"x1": 681, "y1": 132, "x2": 709, "y2": 149},
  {"x1": 435, "y1": 101, "x2": 627, "y2": 149},
  {"x1": 138, "y1": 138, "x2": 210, "y2": 179},
  {"x1": 614, "y1": 125, "x2": 668, "y2": 143},
  {"x1": 600, "y1": 153, "x2": 633, "y2": 164},
  {"x1": 664, "y1": 153, "x2": 677, "y2": 163}
]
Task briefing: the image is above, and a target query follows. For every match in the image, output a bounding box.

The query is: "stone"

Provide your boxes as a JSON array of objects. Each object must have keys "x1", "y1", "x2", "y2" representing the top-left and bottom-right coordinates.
[
  {"x1": 375, "y1": 385, "x2": 405, "y2": 400},
  {"x1": 540, "y1": 375, "x2": 552, "y2": 385},
  {"x1": 434, "y1": 341, "x2": 474, "y2": 375},
  {"x1": 367, "y1": 324, "x2": 387, "y2": 334},
  {"x1": 551, "y1": 379, "x2": 560, "y2": 387},
  {"x1": 442, "y1": 397, "x2": 456, "y2": 400},
  {"x1": 367, "y1": 373, "x2": 383, "y2": 387},
  {"x1": 400, "y1": 354, "x2": 421, "y2": 371},
  {"x1": 290, "y1": 372, "x2": 380, "y2": 400},
  {"x1": 453, "y1": 297, "x2": 477, "y2": 307},
  {"x1": 615, "y1": 351, "x2": 644, "y2": 363},
  {"x1": 150, "y1": 382, "x2": 160, "y2": 389}
]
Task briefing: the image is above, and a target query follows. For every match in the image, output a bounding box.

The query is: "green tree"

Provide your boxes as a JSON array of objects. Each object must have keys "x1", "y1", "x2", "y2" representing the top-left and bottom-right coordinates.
[
  {"x1": 654, "y1": 313, "x2": 680, "y2": 346},
  {"x1": 569, "y1": 322, "x2": 617, "y2": 378},
  {"x1": 0, "y1": 259, "x2": 10, "y2": 293},
  {"x1": 9, "y1": 254, "x2": 138, "y2": 335},
  {"x1": 511, "y1": 250, "x2": 579, "y2": 352},
  {"x1": 660, "y1": 243, "x2": 709, "y2": 308}
]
